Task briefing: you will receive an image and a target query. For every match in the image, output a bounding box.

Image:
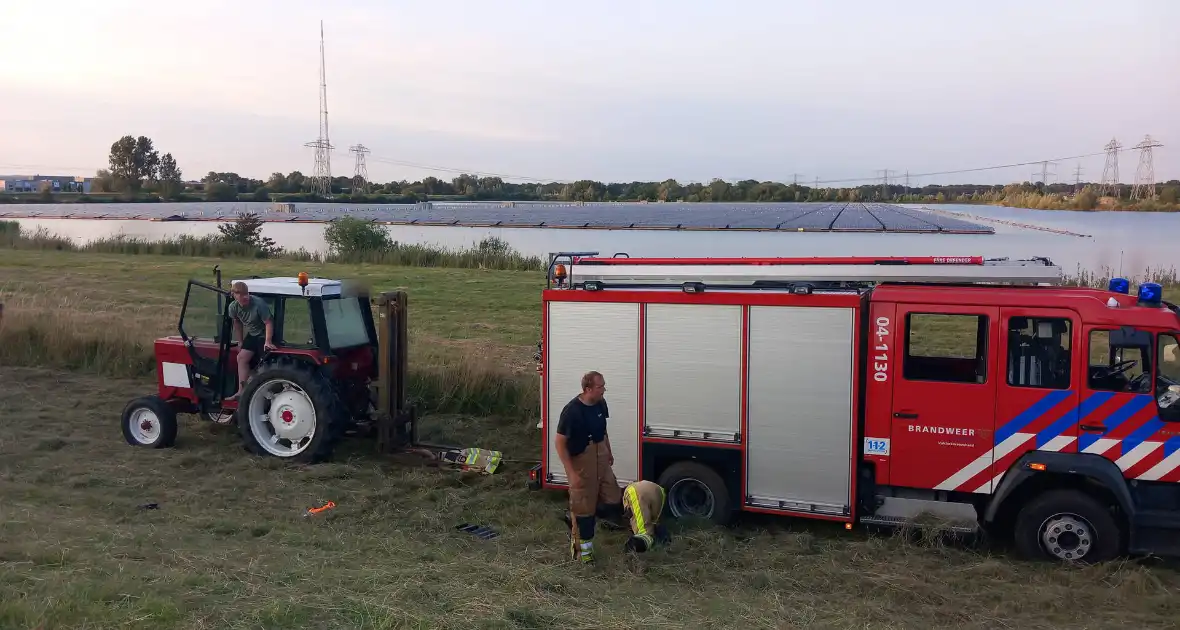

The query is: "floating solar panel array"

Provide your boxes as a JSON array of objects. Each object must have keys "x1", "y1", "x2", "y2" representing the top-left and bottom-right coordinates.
[{"x1": 0, "y1": 201, "x2": 994, "y2": 234}]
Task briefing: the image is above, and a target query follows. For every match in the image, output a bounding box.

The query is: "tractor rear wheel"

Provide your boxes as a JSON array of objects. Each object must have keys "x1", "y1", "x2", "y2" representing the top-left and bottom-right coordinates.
[
  {"x1": 122, "y1": 396, "x2": 179, "y2": 449},
  {"x1": 236, "y1": 359, "x2": 344, "y2": 464}
]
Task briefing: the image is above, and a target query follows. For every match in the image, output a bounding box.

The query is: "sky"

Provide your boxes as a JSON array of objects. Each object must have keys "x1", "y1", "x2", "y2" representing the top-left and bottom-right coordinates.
[{"x1": 1, "y1": 0, "x2": 1177, "y2": 187}]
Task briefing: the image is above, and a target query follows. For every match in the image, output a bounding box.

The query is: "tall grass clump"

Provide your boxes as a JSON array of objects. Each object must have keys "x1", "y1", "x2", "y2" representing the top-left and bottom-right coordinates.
[
  {"x1": 0, "y1": 221, "x2": 78, "y2": 251},
  {"x1": 0, "y1": 220, "x2": 18, "y2": 245},
  {"x1": 0, "y1": 301, "x2": 156, "y2": 377},
  {"x1": 84, "y1": 233, "x2": 278, "y2": 258},
  {"x1": 406, "y1": 349, "x2": 538, "y2": 420},
  {"x1": 323, "y1": 217, "x2": 543, "y2": 270}
]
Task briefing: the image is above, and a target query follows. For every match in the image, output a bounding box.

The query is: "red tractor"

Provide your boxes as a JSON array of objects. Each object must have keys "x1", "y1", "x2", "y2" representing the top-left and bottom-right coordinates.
[{"x1": 120, "y1": 266, "x2": 415, "y2": 463}]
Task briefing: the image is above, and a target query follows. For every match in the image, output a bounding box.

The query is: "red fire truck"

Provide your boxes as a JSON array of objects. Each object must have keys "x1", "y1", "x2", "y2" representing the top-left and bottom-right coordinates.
[{"x1": 527, "y1": 253, "x2": 1180, "y2": 563}]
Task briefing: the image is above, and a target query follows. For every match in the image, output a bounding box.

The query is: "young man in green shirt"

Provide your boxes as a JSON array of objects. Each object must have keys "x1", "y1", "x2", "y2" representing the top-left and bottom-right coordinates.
[{"x1": 227, "y1": 281, "x2": 275, "y2": 400}]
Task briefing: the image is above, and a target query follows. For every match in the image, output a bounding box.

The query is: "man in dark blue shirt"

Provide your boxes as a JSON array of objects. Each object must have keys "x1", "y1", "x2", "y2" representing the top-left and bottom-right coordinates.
[{"x1": 555, "y1": 370, "x2": 622, "y2": 563}]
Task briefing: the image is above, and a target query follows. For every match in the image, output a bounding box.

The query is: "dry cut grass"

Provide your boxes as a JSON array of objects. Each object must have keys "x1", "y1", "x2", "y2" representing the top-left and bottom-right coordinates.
[
  {"x1": 4, "y1": 367, "x2": 1180, "y2": 629},
  {"x1": 4, "y1": 247, "x2": 1180, "y2": 627}
]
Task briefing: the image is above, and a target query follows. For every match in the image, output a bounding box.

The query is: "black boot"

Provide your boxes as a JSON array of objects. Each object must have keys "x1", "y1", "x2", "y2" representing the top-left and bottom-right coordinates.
[
  {"x1": 596, "y1": 502, "x2": 626, "y2": 530},
  {"x1": 654, "y1": 523, "x2": 672, "y2": 545}
]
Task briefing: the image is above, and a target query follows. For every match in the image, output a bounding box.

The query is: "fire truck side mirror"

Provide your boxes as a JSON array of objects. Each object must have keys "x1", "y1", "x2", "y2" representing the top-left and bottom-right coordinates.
[{"x1": 1158, "y1": 390, "x2": 1180, "y2": 423}]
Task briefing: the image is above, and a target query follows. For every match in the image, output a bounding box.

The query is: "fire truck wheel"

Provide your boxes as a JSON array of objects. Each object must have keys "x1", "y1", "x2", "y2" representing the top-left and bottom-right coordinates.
[
  {"x1": 658, "y1": 461, "x2": 733, "y2": 526},
  {"x1": 121, "y1": 396, "x2": 178, "y2": 449},
  {"x1": 1013, "y1": 489, "x2": 1122, "y2": 564},
  {"x1": 236, "y1": 360, "x2": 345, "y2": 464}
]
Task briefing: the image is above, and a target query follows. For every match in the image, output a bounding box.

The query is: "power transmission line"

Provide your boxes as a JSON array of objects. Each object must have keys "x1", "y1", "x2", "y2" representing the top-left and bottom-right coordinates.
[
  {"x1": 349, "y1": 144, "x2": 370, "y2": 194},
  {"x1": 710, "y1": 148, "x2": 1135, "y2": 188},
  {"x1": 304, "y1": 21, "x2": 333, "y2": 198},
  {"x1": 1033, "y1": 160, "x2": 1057, "y2": 186},
  {"x1": 343, "y1": 151, "x2": 570, "y2": 184},
  {"x1": 328, "y1": 145, "x2": 1140, "y2": 188},
  {"x1": 1131, "y1": 134, "x2": 1164, "y2": 200},
  {"x1": 1099, "y1": 137, "x2": 1121, "y2": 196},
  {"x1": 875, "y1": 169, "x2": 892, "y2": 200},
  {"x1": 1073, "y1": 163, "x2": 1083, "y2": 193},
  {"x1": 1, "y1": 143, "x2": 1157, "y2": 191}
]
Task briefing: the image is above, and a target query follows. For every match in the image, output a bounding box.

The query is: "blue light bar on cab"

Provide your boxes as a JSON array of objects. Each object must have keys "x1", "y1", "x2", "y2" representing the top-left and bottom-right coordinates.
[
  {"x1": 1137, "y1": 282, "x2": 1163, "y2": 306},
  {"x1": 1109, "y1": 277, "x2": 1130, "y2": 294}
]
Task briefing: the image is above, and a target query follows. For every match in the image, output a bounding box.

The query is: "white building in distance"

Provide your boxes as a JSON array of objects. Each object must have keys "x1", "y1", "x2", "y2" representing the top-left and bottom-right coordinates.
[{"x1": 0, "y1": 175, "x2": 93, "y2": 193}]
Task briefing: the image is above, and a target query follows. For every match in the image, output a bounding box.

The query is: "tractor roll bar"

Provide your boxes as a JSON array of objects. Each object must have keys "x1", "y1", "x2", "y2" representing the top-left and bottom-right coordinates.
[{"x1": 546, "y1": 251, "x2": 600, "y2": 289}]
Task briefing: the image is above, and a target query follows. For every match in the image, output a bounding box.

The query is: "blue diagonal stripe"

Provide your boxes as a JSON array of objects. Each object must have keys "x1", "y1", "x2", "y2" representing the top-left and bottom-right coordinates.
[
  {"x1": 1122, "y1": 411, "x2": 1164, "y2": 456},
  {"x1": 1074, "y1": 392, "x2": 1116, "y2": 451},
  {"x1": 995, "y1": 390, "x2": 1071, "y2": 445},
  {"x1": 1035, "y1": 395, "x2": 1092, "y2": 448},
  {"x1": 1103, "y1": 395, "x2": 1154, "y2": 434},
  {"x1": 1166, "y1": 436, "x2": 1180, "y2": 458},
  {"x1": 1077, "y1": 391, "x2": 1115, "y2": 420}
]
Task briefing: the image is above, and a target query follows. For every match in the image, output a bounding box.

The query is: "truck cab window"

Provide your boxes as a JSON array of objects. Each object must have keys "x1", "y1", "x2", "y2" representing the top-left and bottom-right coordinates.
[
  {"x1": 1158, "y1": 334, "x2": 1180, "y2": 420},
  {"x1": 1160, "y1": 334, "x2": 1180, "y2": 381},
  {"x1": 903, "y1": 313, "x2": 988, "y2": 384},
  {"x1": 280, "y1": 298, "x2": 316, "y2": 347},
  {"x1": 1006, "y1": 317, "x2": 1071, "y2": 389},
  {"x1": 323, "y1": 298, "x2": 372, "y2": 349},
  {"x1": 1088, "y1": 329, "x2": 1152, "y2": 393}
]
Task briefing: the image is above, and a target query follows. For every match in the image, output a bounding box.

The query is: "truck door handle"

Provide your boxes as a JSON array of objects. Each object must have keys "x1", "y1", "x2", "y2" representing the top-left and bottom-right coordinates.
[
  {"x1": 893, "y1": 412, "x2": 919, "y2": 419},
  {"x1": 1080, "y1": 424, "x2": 1106, "y2": 433}
]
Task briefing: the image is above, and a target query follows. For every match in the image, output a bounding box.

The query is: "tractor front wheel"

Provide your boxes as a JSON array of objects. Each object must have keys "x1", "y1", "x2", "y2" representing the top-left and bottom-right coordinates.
[
  {"x1": 121, "y1": 396, "x2": 179, "y2": 449},
  {"x1": 236, "y1": 360, "x2": 344, "y2": 464}
]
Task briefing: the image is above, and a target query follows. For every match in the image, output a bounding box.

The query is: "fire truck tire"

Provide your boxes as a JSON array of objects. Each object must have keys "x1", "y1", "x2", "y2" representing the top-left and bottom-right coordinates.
[
  {"x1": 236, "y1": 359, "x2": 345, "y2": 464},
  {"x1": 121, "y1": 396, "x2": 178, "y2": 449},
  {"x1": 1013, "y1": 489, "x2": 1122, "y2": 564},
  {"x1": 657, "y1": 461, "x2": 734, "y2": 526}
]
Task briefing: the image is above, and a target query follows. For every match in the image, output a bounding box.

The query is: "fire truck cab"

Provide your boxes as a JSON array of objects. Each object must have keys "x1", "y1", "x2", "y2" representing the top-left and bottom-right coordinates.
[{"x1": 528, "y1": 253, "x2": 1180, "y2": 564}]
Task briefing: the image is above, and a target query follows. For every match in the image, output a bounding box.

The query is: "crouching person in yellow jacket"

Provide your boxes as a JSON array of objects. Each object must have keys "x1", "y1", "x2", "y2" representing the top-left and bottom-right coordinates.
[{"x1": 622, "y1": 479, "x2": 671, "y2": 553}]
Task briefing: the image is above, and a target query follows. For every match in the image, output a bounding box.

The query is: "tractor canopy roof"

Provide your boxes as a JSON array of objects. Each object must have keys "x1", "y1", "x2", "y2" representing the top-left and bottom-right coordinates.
[{"x1": 232, "y1": 276, "x2": 342, "y2": 298}]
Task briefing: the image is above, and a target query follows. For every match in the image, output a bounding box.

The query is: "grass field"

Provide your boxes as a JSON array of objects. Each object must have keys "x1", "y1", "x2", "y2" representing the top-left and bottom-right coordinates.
[
  {"x1": 4, "y1": 249, "x2": 1180, "y2": 628},
  {"x1": 5, "y1": 367, "x2": 1180, "y2": 629}
]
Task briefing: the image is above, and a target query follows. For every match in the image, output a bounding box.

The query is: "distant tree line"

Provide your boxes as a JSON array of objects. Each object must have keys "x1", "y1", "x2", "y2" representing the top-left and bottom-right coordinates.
[{"x1": 17, "y1": 134, "x2": 1180, "y2": 212}]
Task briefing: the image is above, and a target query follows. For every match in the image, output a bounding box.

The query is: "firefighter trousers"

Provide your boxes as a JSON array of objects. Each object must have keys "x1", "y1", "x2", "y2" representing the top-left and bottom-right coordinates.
[
  {"x1": 567, "y1": 440, "x2": 622, "y2": 552},
  {"x1": 623, "y1": 479, "x2": 667, "y2": 552}
]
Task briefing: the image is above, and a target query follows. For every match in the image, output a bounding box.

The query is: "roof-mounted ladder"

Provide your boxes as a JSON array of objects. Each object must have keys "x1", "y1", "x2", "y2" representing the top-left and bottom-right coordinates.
[{"x1": 550, "y1": 254, "x2": 1064, "y2": 288}]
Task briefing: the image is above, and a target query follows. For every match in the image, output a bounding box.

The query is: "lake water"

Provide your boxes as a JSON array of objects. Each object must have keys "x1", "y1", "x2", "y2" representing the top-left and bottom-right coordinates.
[{"x1": 4, "y1": 203, "x2": 1177, "y2": 281}]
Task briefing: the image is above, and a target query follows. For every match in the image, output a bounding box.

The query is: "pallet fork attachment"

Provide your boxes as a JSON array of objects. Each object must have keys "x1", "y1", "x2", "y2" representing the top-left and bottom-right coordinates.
[
  {"x1": 370, "y1": 290, "x2": 505, "y2": 473},
  {"x1": 373, "y1": 290, "x2": 417, "y2": 453}
]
